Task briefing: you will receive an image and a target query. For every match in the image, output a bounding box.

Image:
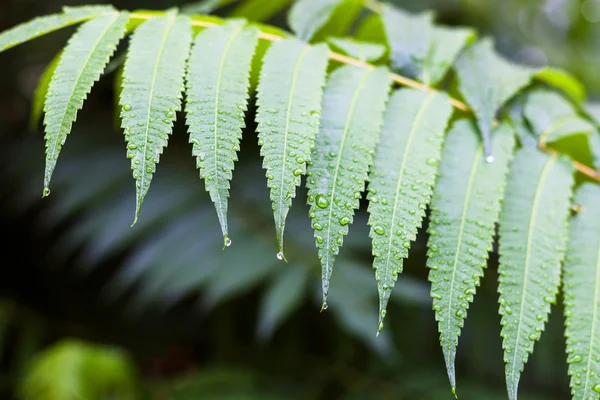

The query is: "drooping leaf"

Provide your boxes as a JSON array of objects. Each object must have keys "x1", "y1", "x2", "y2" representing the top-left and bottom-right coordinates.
[
  {"x1": 0, "y1": 5, "x2": 116, "y2": 53},
  {"x1": 288, "y1": 0, "x2": 345, "y2": 42},
  {"x1": 498, "y1": 147, "x2": 574, "y2": 400},
  {"x1": 231, "y1": 0, "x2": 294, "y2": 22},
  {"x1": 563, "y1": 183, "x2": 600, "y2": 399},
  {"x1": 306, "y1": 65, "x2": 391, "y2": 307},
  {"x1": 256, "y1": 38, "x2": 329, "y2": 258},
  {"x1": 427, "y1": 120, "x2": 515, "y2": 392},
  {"x1": 455, "y1": 39, "x2": 533, "y2": 160},
  {"x1": 120, "y1": 14, "x2": 192, "y2": 224},
  {"x1": 257, "y1": 265, "x2": 310, "y2": 338},
  {"x1": 381, "y1": 4, "x2": 474, "y2": 85},
  {"x1": 327, "y1": 37, "x2": 385, "y2": 62},
  {"x1": 534, "y1": 67, "x2": 586, "y2": 104},
  {"x1": 42, "y1": 12, "x2": 130, "y2": 196},
  {"x1": 525, "y1": 88, "x2": 596, "y2": 144},
  {"x1": 30, "y1": 51, "x2": 62, "y2": 131},
  {"x1": 367, "y1": 88, "x2": 452, "y2": 332},
  {"x1": 185, "y1": 20, "x2": 259, "y2": 245}
]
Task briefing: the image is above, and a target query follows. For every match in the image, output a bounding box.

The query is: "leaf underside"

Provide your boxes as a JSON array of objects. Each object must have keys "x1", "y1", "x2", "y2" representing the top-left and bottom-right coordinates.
[
  {"x1": 0, "y1": 5, "x2": 116, "y2": 53},
  {"x1": 185, "y1": 20, "x2": 259, "y2": 244},
  {"x1": 256, "y1": 38, "x2": 329, "y2": 258},
  {"x1": 381, "y1": 4, "x2": 474, "y2": 85},
  {"x1": 120, "y1": 14, "x2": 192, "y2": 224},
  {"x1": 43, "y1": 12, "x2": 130, "y2": 195},
  {"x1": 306, "y1": 65, "x2": 391, "y2": 308},
  {"x1": 288, "y1": 0, "x2": 345, "y2": 42},
  {"x1": 498, "y1": 147, "x2": 573, "y2": 400},
  {"x1": 563, "y1": 183, "x2": 600, "y2": 399},
  {"x1": 367, "y1": 88, "x2": 453, "y2": 332},
  {"x1": 455, "y1": 39, "x2": 532, "y2": 159},
  {"x1": 427, "y1": 120, "x2": 515, "y2": 391}
]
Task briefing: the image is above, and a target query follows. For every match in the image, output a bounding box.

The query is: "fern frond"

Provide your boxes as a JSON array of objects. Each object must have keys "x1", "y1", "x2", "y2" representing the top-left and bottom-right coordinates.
[
  {"x1": 288, "y1": 0, "x2": 345, "y2": 42},
  {"x1": 306, "y1": 65, "x2": 391, "y2": 307},
  {"x1": 256, "y1": 38, "x2": 329, "y2": 258},
  {"x1": 0, "y1": 5, "x2": 116, "y2": 53},
  {"x1": 367, "y1": 89, "x2": 452, "y2": 332},
  {"x1": 427, "y1": 120, "x2": 515, "y2": 392},
  {"x1": 455, "y1": 39, "x2": 532, "y2": 160},
  {"x1": 381, "y1": 4, "x2": 474, "y2": 85},
  {"x1": 42, "y1": 12, "x2": 130, "y2": 196},
  {"x1": 120, "y1": 14, "x2": 192, "y2": 224},
  {"x1": 525, "y1": 89, "x2": 596, "y2": 144},
  {"x1": 563, "y1": 183, "x2": 600, "y2": 399},
  {"x1": 185, "y1": 20, "x2": 259, "y2": 245},
  {"x1": 30, "y1": 51, "x2": 62, "y2": 131},
  {"x1": 327, "y1": 37, "x2": 385, "y2": 62},
  {"x1": 498, "y1": 147, "x2": 574, "y2": 400}
]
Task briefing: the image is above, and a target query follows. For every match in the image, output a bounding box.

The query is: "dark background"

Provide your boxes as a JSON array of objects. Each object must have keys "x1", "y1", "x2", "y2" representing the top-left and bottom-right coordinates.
[{"x1": 0, "y1": 0, "x2": 598, "y2": 398}]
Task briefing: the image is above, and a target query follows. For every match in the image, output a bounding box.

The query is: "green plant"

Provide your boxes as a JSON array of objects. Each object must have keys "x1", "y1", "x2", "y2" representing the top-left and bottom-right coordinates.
[{"x1": 1, "y1": 0, "x2": 600, "y2": 399}]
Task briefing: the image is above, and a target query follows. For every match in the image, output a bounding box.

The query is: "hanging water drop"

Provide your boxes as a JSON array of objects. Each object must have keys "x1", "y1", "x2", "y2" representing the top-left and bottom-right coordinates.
[
  {"x1": 486, "y1": 155, "x2": 494, "y2": 163},
  {"x1": 276, "y1": 252, "x2": 284, "y2": 261},
  {"x1": 224, "y1": 237, "x2": 232, "y2": 247},
  {"x1": 42, "y1": 187, "x2": 51, "y2": 198}
]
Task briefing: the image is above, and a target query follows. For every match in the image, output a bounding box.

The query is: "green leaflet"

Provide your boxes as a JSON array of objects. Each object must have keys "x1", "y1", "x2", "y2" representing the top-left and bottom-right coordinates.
[
  {"x1": 288, "y1": 0, "x2": 352, "y2": 42},
  {"x1": 525, "y1": 89, "x2": 596, "y2": 144},
  {"x1": 498, "y1": 147, "x2": 574, "y2": 400},
  {"x1": 311, "y1": 0, "x2": 364, "y2": 43},
  {"x1": 381, "y1": 4, "x2": 474, "y2": 85},
  {"x1": 0, "y1": 5, "x2": 116, "y2": 53},
  {"x1": 534, "y1": 67, "x2": 586, "y2": 104},
  {"x1": 327, "y1": 37, "x2": 385, "y2": 62},
  {"x1": 563, "y1": 184, "x2": 600, "y2": 399},
  {"x1": 307, "y1": 65, "x2": 391, "y2": 307},
  {"x1": 186, "y1": 20, "x2": 259, "y2": 246},
  {"x1": 231, "y1": 0, "x2": 294, "y2": 22},
  {"x1": 30, "y1": 51, "x2": 62, "y2": 131},
  {"x1": 427, "y1": 120, "x2": 515, "y2": 393},
  {"x1": 367, "y1": 89, "x2": 452, "y2": 332},
  {"x1": 256, "y1": 39, "x2": 329, "y2": 258},
  {"x1": 42, "y1": 12, "x2": 130, "y2": 196},
  {"x1": 120, "y1": 15, "x2": 192, "y2": 224},
  {"x1": 455, "y1": 39, "x2": 532, "y2": 160}
]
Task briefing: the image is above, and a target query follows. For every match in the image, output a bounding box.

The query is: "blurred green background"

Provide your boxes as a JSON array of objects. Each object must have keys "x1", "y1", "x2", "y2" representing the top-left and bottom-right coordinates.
[{"x1": 0, "y1": 0, "x2": 598, "y2": 399}]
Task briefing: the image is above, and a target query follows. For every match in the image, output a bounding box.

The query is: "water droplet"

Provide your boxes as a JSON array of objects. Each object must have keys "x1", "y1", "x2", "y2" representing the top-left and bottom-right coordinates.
[
  {"x1": 426, "y1": 158, "x2": 437, "y2": 166},
  {"x1": 123, "y1": 104, "x2": 131, "y2": 111},
  {"x1": 592, "y1": 383, "x2": 600, "y2": 393},
  {"x1": 225, "y1": 237, "x2": 232, "y2": 247},
  {"x1": 276, "y1": 252, "x2": 284, "y2": 260},
  {"x1": 313, "y1": 223, "x2": 323, "y2": 231},
  {"x1": 42, "y1": 187, "x2": 51, "y2": 197},
  {"x1": 339, "y1": 216, "x2": 351, "y2": 226},
  {"x1": 373, "y1": 226, "x2": 385, "y2": 235},
  {"x1": 293, "y1": 168, "x2": 303, "y2": 176},
  {"x1": 315, "y1": 194, "x2": 329, "y2": 209},
  {"x1": 569, "y1": 355, "x2": 583, "y2": 364},
  {"x1": 486, "y1": 155, "x2": 494, "y2": 163}
]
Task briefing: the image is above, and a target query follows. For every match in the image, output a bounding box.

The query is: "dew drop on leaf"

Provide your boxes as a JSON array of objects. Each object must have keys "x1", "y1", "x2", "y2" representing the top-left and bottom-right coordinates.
[
  {"x1": 315, "y1": 194, "x2": 329, "y2": 208},
  {"x1": 276, "y1": 252, "x2": 284, "y2": 260},
  {"x1": 339, "y1": 216, "x2": 351, "y2": 226},
  {"x1": 373, "y1": 226, "x2": 385, "y2": 235}
]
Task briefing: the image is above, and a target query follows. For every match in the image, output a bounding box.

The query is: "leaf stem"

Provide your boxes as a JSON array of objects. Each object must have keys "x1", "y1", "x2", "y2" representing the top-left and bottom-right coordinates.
[{"x1": 129, "y1": 12, "x2": 600, "y2": 183}]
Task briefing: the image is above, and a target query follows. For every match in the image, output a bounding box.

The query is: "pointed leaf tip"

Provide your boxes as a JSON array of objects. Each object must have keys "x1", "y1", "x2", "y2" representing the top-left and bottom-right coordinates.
[
  {"x1": 223, "y1": 236, "x2": 232, "y2": 250},
  {"x1": 276, "y1": 251, "x2": 288, "y2": 263},
  {"x1": 320, "y1": 301, "x2": 328, "y2": 313},
  {"x1": 451, "y1": 386, "x2": 457, "y2": 399},
  {"x1": 42, "y1": 186, "x2": 51, "y2": 198}
]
